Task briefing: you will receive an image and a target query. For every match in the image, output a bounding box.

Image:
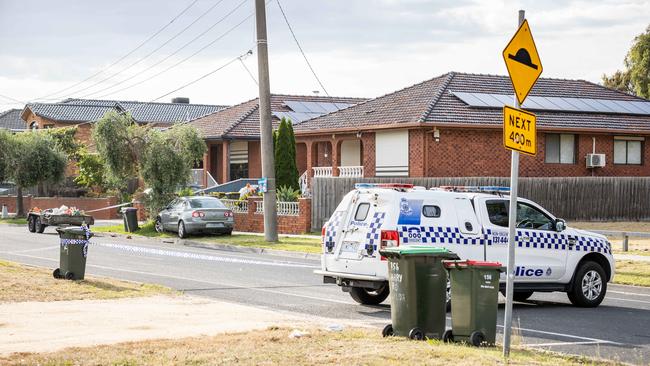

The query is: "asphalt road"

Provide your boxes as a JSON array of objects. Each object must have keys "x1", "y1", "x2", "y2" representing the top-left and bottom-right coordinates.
[{"x1": 1, "y1": 224, "x2": 648, "y2": 364}]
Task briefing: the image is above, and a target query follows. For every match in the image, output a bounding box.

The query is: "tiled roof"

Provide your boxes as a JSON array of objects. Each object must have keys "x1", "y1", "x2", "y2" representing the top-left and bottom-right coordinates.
[
  {"x1": 22, "y1": 98, "x2": 227, "y2": 124},
  {"x1": 188, "y1": 94, "x2": 366, "y2": 139},
  {"x1": 0, "y1": 109, "x2": 27, "y2": 131},
  {"x1": 294, "y1": 72, "x2": 650, "y2": 133}
]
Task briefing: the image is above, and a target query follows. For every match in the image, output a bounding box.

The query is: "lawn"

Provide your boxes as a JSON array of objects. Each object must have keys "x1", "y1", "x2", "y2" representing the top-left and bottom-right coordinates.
[
  {"x1": 613, "y1": 260, "x2": 650, "y2": 287},
  {"x1": 93, "y1": 221, "x2": 323, "y2": 254},
  {"x1": 0, "y1": 327, "x2": 617, "y2": 366},
  {"x1": 0, "y1": 217, "x2": 26, "y2": 225},
  {"x1": 0, "y1": 260, "x2": 174, "y2": 303}
]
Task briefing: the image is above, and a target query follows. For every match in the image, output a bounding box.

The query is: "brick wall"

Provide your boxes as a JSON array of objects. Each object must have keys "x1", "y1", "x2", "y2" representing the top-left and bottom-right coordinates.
[
  {"x1": 424, "y1": 128, "x2": 650, "y2": 177},
  {"x1": 232, "y1": 197, "x2": 312, "y2": 234},
  {"x1": 361, "y1": 132, "x2": 376, "y2": 177},
  {"x1": 248, "y1": 140, "x2": 262, "y2": 178},
  {"x1": 0, "y1": 196, "x2": 119, "y2": 219}
]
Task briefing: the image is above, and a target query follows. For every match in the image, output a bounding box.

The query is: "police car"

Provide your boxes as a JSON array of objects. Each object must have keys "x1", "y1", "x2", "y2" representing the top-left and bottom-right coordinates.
[{"x1": 315, "y1": 184, "x2": 614, "y2": 308}]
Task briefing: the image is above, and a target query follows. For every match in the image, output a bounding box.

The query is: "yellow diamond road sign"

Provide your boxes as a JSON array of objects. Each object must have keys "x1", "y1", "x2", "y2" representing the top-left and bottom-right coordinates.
[
  {"x1": 503, "y1": 105, "x2": 536, "y2": 156},
  {"x1": 503, "y1": 19, "x2": 542, "y2": 105}
]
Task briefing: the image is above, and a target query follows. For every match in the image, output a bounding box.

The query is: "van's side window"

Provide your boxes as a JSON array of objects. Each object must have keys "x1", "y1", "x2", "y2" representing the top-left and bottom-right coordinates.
[
  {"x1": 486, "y1": 200, "x2": 509, "y2": 227},
  {"x1": 486, "y1": 200, "x2": 555, "y2": 230},
  {"x1": 422, "y1": 205, "x2": 441, "y2": 218},
  {"x1": 354, "y1": 203, "x2": 370, "y2": 221}
]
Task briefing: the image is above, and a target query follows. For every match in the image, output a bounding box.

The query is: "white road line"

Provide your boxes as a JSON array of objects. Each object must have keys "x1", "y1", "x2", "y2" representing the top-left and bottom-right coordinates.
[
  {"x1": 525, "y1": 341, "x2": 606, "y2": 347},
  {"x1": 605, "y1": 297, "x2": 650, "y2": 305},
  {"x1": 496, "y1": 324, "x2": 623, "y2": 345},
  {"x1": 0, "y1": 245, "x2": 58, "y2": 254},
  {"x1": 609, "y1": 290, "x2": 650, "y2": 298}
]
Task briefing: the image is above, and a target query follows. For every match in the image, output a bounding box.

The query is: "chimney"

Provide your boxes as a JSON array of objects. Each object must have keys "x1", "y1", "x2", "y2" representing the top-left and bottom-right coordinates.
[{"x1": 172, "y1": 97, "x2": 190, "y2": 104}]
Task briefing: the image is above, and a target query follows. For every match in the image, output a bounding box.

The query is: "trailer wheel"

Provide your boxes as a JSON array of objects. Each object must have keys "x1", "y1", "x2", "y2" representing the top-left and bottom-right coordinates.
[
  {"x1": 349, "y1": 284, "x2": 389, "y2": 305},
  {"x1": 28, "y1": 215, "x2": 36, "y2": 233},
  {"x1": 35, "y1": 217, "x2": 45, "y2": 233}
]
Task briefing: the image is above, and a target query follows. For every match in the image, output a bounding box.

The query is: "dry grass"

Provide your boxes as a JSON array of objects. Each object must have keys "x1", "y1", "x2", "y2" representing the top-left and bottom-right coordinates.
[
  {"x1": 0, "y1": 327, "x2": 617, "y2": 366},
  {"x1": 613, "y1": 260, "x2": 650, "y2": 287},
  {"x1": 570, "y1": 221, "x2": 650, "y2": 232},
  {"x1": 0, "y1": 260, "x2": 173, "y2": 303}
]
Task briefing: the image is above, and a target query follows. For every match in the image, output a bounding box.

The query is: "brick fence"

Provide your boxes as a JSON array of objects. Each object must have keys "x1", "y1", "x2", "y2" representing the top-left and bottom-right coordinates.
[
  {"x1": 233, "y1": 197, "x2": 312, "y2": 235},
  {"x1": 0, "y1": 196, "x2": 119, "y2": 220}
]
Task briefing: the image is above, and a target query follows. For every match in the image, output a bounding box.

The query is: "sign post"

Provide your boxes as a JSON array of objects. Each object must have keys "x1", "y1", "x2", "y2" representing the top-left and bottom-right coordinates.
[{"x1": 501, "y1": 9, "x2": 542, "y2": 357}]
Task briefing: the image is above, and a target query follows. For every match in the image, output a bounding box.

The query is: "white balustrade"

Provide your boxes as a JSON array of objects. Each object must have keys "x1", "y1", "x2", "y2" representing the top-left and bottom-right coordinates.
[
  {"x1": 312, "y1": 166, "x2": 333, "y2": 177},
  {"x1": 338, "y1": 166, "x2": 364, "y2": 178},
  {"x1": 254, "y1": 200, "x2": 300, "y2": 216}
]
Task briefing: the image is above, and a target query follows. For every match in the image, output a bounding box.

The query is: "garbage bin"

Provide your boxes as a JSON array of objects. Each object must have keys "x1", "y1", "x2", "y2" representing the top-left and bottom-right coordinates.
[
  {"x1": 380, "y1": 246, "x2": 459, "y2": 340},
  {"x1": 121, "y1": 207, "x2": 139, "y2": 232},
  {"x1": 443, "y1": 260, "x2": 503, "y2": 346},
  {"x1": 53, "y1": 226, "x2": 93, "y2": 280}
]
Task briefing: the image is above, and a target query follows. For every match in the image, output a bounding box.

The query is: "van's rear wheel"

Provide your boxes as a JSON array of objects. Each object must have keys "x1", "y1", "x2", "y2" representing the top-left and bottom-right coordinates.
[{"x1": 349, "y1": 284, "x2": 389, "y2": 305}]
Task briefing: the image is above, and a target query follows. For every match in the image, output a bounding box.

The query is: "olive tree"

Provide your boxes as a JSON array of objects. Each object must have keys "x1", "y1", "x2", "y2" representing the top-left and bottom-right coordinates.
[
  {"x1": 603, "y1": 25, "x2": 650, "y2": 97},
  {"x1": 92, "y1": 111, "x2": 206, "y2": 216}
]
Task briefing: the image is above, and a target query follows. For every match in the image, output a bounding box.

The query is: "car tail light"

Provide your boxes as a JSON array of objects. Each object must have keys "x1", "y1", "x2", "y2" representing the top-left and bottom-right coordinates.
[
  {"x1": 380, "y1": 230, "x2": 399, "y2": 261},
  {"x1": 192, "y1": 211, "x2": 205, "y2": 218},
  {"x1": 224, "y1": 211, "x2": 234, "y2": 217}
]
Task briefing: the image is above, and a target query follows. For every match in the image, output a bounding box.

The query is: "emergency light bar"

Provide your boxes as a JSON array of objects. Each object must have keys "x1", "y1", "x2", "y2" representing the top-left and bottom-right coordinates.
[
  {"x1": 354, "y1": 183, "x2": 414, "y2": 190},
  {"x1": 435, "y1": 186, "x2": 510, "y2": 194}
]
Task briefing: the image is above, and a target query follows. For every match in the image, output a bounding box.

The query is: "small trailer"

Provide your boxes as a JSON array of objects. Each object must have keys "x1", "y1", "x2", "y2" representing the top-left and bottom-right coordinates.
[{"x1": 27, "y1": 211, "x2": 94, "y2": 234}]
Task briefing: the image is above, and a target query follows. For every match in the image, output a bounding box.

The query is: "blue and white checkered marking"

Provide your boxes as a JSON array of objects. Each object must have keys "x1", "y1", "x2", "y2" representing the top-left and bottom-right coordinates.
[
  {"x1": 365, "y1": 212, "x2": 386, "y2": 252},
  {"x1": 398, "y1": 226, "x2": 610, "y2": 254},
  {"x1": 324, "y1": 211, "x2": 344, "y2": 252}
]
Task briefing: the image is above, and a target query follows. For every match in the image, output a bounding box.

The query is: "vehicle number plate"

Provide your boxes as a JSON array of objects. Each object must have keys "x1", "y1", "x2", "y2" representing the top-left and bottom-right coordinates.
[
  {"x1": 341, "y1": 241, "x2": 359, "y2": 253},
  {"x1": 206, "y1": 223, "x2": 224, "y2": 228}
]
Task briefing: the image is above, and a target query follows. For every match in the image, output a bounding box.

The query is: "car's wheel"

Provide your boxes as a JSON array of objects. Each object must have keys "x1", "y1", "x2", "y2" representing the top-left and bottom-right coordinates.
[
  {"x1": 349, "y1": 284, "x2": 389, "y2": 305},
  {"x1": 178, "y1": 221, "x2": 188, "y2": 239},
  {"x1": 513, "y1": 291, "x2": 534, "y2": 302},
  {"x1": 53, "y1": 268, "x2": 61, "y2": 279},
  {"x1": 35, "y1": 217, "x2": 45, "y2": 233},
  {"x1": 442, "y1": 329, "x2": 454, "y2": 343},
  {"x1": 154, "y1": 217, "x2": 164, "y2": 233},
  {"x1": 381, "y1": 324, "x2": 394, "y2": 337},
  {"x1": 469, "y1": 331, "x2": 485, "y2": 347},
  {"x1": 28, "y1": 215, "x2": 36, "y2": 233},
  {"x1": 408, "y1": 328, "x2": 424, "y2": 341},
  {"x1": 568, "y1": 261, "x2": 607, "y2": 307}
]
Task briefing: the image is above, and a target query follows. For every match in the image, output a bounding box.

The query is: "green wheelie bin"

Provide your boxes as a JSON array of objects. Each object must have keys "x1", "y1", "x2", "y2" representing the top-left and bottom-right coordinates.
[
  {"x1": 443, "y1": 260, "x2": 503, "y2": 346},
  {"x1": 380, "y1": 246, "x2": 459, "y2": 340},
  {"x1": 53, "y1": 226, "x2": 93, "y2": 280}
]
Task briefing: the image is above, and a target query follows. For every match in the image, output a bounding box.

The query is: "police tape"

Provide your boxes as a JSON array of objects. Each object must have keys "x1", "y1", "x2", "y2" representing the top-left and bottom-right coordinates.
[{"x1": 85, "y1": 242, "x2": 318, "y2": 269}]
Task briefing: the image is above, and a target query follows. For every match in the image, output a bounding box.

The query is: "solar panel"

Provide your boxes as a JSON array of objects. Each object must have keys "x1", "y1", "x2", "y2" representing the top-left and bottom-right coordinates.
[
  {"x1": 450, "y1": 92, "x2": 490, "y2": 107},
  {"x1": 631, "y1": 101, "x2": 650, "y2": 114}
]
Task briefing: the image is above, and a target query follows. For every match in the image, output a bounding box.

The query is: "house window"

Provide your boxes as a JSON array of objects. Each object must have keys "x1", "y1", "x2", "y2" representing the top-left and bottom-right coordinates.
[
  {"x1": 614, "y1": 137, "x2": 643, "y2": 165},
  {"x1": 545, "y1": 134, "x2": 575, "y2": 164},
  {"x1": 229, "y1": 141, "x2": 249, "y2": 180},
  {"x1": 30, "y1": 122, "x2": 38, "y2": 130}
]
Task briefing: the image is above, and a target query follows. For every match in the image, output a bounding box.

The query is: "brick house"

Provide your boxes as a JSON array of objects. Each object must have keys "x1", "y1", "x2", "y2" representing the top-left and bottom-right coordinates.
[
  {"x1": 188, "y1": 94, "x2": 365, "y2": 186},
  {"x1": 20, "y1": 97, "x2": 226, "y2": 146},
  {"x1": 0, "y1": 109, "x2": 27, "y2": 133},
  {"x1": 293, "y1": 72, "x2": 650, "y2": 178}
]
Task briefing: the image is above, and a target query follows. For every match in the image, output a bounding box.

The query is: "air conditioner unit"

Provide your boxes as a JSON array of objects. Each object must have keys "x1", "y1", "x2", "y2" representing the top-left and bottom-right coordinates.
[{"x1": 586, "y1": 153, "x2": 606, "y2": 168}]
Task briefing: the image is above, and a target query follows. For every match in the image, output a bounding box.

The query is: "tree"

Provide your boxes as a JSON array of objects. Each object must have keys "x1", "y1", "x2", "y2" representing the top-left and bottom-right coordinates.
[
  {"x1": 74, "y1": 150, "x2": 108, "y2": 192},
  {"x1": 46, "y1": 126, "x2": 82, "y2": 161},
  {"x1": 92, "y1": 111, "x2": 206, "y2": 216},
  {"x1": 0, "y1": 130, "x2": 12, "y2": 184},
  {"x1": 603, "y1": 25, "x2": 650, "y2": 98},
  {"x1": 8, "y1": 132, "x2": 67, "y2": 217},
  {"x1": 274, "y1": 118, "x2": 299, "y2": 191}
]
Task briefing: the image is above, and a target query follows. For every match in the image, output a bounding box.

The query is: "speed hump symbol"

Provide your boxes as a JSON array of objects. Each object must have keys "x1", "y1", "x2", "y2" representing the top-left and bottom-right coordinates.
[
  {"x1": 503, "y1": 105, "x2": 536, "y2": 156},
  {"x1": 503, "y1": 19, "x2": 543, "y2": 105}
]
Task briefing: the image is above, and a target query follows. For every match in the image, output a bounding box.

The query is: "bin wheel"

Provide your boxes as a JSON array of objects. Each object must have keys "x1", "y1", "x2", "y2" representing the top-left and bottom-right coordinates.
[
  {"x1": 408, "y1": 328, "x2": 424, "y2": 341},
  {"x1": 65, "y1": 272, "x2": 75, "y2": 280},
  {"x1": 469, "y1": 331, "x2": 485, "y2": 347},
  {"x1": 442, "y1": 329, "x2": 454, "y2": 343},
  {"x1": 35, "y1": 217, "x2": 45, "y2": 233},
  {"x1": 446, "y1": 277, "x2": 452, "y2": 311},
  {"x1": 28, "y1": 216, "x2": 36, "y2": 233},
  {"x1": 53, "y1": 268, "x2": 61, "y2": 279},
  {"x1": 381, "y1": 324, "x2": 394, "y2": 337}
]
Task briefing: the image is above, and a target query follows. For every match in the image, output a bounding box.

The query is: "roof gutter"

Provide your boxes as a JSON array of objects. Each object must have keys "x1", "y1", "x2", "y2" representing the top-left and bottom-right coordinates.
[{"x1": 294, "y1": 122, "x2": 427, "y2": 136}]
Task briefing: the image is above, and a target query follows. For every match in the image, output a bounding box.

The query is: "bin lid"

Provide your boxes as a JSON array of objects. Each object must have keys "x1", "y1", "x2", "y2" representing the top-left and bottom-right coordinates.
[
  {"x1": 444, "y1": 260, "x2": 503, "y2": 269},
  {"x1": 380, "y1": 245, "x2": 458, "y2": 257},
  {"x1": 56, "y1": 226, "x2": 93, "y2": 239}
]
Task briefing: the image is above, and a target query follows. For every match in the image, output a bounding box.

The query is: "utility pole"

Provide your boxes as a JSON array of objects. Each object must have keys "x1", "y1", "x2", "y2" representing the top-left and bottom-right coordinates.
[
  {"x1": 255, "y1": 0, "x2": 278, "y2": 242},
  {"x1": 503, "y1": 8, "x2": 525, "y2": 358}
]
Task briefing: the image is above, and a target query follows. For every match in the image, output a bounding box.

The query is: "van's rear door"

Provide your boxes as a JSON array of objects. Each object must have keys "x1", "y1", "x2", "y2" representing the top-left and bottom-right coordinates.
[{"x1": 336, "y1": 193, "x2": 376, "y2": 260}]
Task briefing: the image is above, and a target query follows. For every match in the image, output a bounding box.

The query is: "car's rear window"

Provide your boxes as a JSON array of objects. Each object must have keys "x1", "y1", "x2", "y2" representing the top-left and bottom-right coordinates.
[{"x1": 189, "y1": 198, "x2": 226, "y2": 209}]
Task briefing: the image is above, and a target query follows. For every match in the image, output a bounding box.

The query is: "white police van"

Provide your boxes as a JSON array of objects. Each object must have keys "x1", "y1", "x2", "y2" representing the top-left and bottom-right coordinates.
[{"x1": 315, "y1": 184, "x2": 614, "y2": 308}]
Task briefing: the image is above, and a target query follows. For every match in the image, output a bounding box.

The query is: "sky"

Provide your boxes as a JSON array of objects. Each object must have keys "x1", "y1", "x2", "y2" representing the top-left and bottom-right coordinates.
[{"x1": 0, "y1": 0, "x2": 649, "y2": 108}]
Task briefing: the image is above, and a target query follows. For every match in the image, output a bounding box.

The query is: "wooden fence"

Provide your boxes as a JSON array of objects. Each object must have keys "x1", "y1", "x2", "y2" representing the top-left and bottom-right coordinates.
[{"x1": 310, "y1": 177, "x2": 650, "y2": 230}]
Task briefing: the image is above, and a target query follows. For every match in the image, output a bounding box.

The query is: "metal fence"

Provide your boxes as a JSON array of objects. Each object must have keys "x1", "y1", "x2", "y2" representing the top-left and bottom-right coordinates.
[{"x1": 311, "y1": 177, "x2": 650, "y2": 230}]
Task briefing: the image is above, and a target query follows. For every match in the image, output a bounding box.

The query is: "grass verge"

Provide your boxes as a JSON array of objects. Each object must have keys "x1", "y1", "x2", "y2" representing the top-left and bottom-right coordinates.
[
  {"x1": 570, "y1": 221, "x2": 650, "y2": 232},
  {"x1": 612, "y1": 260, "x2": 650, "y2": 287},
  {"x1": 93, "y1": 221, "x2": 322, "y2": 254},
  {"x1": 0, "y1": 327, "x2": 616, "y2": 366},
  {"x1": 0, "y1": 260, "x2": 174, "y2": 303},
  {"x1": 0, "y1": 217, "x2": 26, "y2": 225}
]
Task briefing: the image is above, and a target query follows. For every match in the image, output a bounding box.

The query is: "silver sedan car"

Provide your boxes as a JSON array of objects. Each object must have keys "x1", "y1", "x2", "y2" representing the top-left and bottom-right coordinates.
[{"x1": 155, "y1": 196, "x2": 234, "y2": 238}]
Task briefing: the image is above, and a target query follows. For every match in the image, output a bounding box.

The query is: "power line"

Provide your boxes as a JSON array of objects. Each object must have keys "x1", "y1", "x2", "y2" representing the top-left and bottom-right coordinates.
[
  {"x1": 275, "y1": 0, "x2": 331, "y2": 97},
  {"x1": 34, "y1": 0, "x2": 200, "y2": 102},
  {"x1": 0, "y1": 93, "x2": 28, "y2": 105},
  {"x1": 79, "y1": 0, "x2": 247, "y2": 99},
  {"x1": 65, "y1": 0, "x2": 229, "y2": 99},
  {"x1": 238, "y1": 51, "x2": 258, "y2": 86},
  {"x1": 93, "y1": 10, "x2": 255, "y2": 99}
]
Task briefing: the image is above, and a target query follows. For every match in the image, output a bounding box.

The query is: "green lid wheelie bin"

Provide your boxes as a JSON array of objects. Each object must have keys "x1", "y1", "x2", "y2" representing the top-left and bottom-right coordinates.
[
  {"x1": 53, "y1": 226, "x2": 93, "y2": 280},
  {"x1": 380, "y1": 246, "x2": 459, "y2": 340},
  {"x1": 443, "y1": 260, "x2": 503, "y2": 346}
]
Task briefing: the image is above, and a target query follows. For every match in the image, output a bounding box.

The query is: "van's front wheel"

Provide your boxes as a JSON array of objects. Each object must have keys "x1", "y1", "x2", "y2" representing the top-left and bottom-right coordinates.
[{"x1": 349, "y1": 284, "x2": 389, "y2": 305}]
